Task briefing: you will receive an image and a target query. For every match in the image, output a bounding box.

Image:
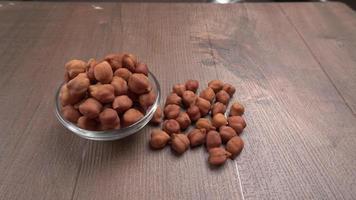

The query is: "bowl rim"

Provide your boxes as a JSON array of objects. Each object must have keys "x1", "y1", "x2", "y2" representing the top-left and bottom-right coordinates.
[{"x1": 55, "y1": 71, "x2": 161, "y2": 141}]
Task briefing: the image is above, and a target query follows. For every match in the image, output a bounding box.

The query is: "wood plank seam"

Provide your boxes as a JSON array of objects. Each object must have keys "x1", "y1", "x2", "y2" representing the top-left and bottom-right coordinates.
[
  {"x1": 278, "y1": 3, "x2": 356, "y2": 118},
  {"x1": 204, "y1": 19, "x2": 244, "y2": 199},
  {"x1": 70, "y1": 146, "x2": 86, "y2": 200},
  {"x1": 234, "y1": 161, "x2": 245, "y2": 200},
  {"x1": 204, "y1": 12, "x2": 245, "y2": 200},
  {"x1": 69, "y1": 5, "x2": 113, "y2": 196}
]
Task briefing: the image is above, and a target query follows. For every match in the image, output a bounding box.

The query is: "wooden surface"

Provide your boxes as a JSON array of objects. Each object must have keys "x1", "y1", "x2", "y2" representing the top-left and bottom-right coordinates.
[{"x1": 0, "y1": 2, "x2": 355, "y2": 200}]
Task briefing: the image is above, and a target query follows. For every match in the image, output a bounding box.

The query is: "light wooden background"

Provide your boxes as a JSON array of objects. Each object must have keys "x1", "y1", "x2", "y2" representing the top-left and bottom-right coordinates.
[{"x1": 0, "y1": 1, "x2": 355, "y2": 200}]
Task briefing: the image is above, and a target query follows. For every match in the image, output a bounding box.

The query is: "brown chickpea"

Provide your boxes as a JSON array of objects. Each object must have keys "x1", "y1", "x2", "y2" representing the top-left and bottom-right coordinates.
[
  {"x1": 112, "y1": 95, "x2": 133, "y2": 114},
  {"x1": 175, "y1": 112, "x2": 191, "y2": 130},
  {"x1": 211, "y1": 102, "x2": 226, "y2": 116},
  {"x1": 172, "y1": 84, "x2": 186, "y2": 97},
  {"x1": 94, "y1": 61, "x2": 113, "y2": 84},
  {"x1": 199, "y1": 87, "x2": 215, "y2": 103},
  {"x1": 135, "y1": 62, "x2": 149, "y2": 76},
  {"x1": 226, "y1": 136, "x2": 244, "y2": 159},
  {"x1": 59, "y1": 84, "x2": 84, "y2": 106},
  {"x1": 196, "y1": 97, "x2": 211, "y2": 116},
  {"x1": 122, "y1": 53, "x2": 137, "y2": 72},
  {"x1": 208, "y1": 147, "x2": 231, "y2": 166},
  {"x1": 208, "y1": 80, "x2": 224, "y2": 93},
  {"x1": 219, "y1": 125, "x2": 237, "y2": 143},
  {"x1": 150, "y1": 106, "x2": 163, "y2": 125},
  {"x1": 86, "y1": 58, "x2": 97, "y2": 82},
  {"x1": 128, "y1": 73, "x2": 151, "y2": 94},
  {"x1": 105, "y1": 53, "x2": 124, "y2": 71},
  {"x1": 65, "y1": 59, "x2": 86, "y2": 79},
  {"x1": 188, "y1": 129, "x2": 206, "y2": 147},
  {"x1": 227, "y1": 116, "x2": 246, "y2": 134},
  {"x1": 61, "y1": 105, "x2": 81, "y2": 123},
  {"x1": 165, "y1": 93, "x2": 182, "y2": 106},
  {"x1": 111, "y1": 76, "x2": 128, "y2": 96},
  {"x1": 215, "y1": 90, "x2": 230, "y2": 105},
  {"x1": 78, "y1": 98, "x2": 103, "y2": 119},
  {"x1": 67, "y1": 73, "x2": 90, "y2": 96},
  {"x1": 171, "y1": 134, "x2": 190, "y2": 154},
  {"x1": 196, "y1": 118, "x2": 215, "y2": 131},
  {"x1": 139, "y1": 90, "x2": 156, "y2": 111},
  {"x1": 89, "y1": 84, "x2": 115, "y2": 104},
  {"x1": 77, "y1": 116, "x2": 98, "y2": 131},
  {"x1": 99, "y1": 108, "x2": 120, "y2": 130},
  {"x1": 211, "y1": 113, "x2": 228, "y2": 128},
  {"x1": 222, "y1": 83, "x2": 236, "y2": 97},
  {"x1": 114, "y1": 68, "x2": 132, "y2": 81},
  {"x1": 122, "y1": 108, "x2": 144, "y2": 127},
  {"x1": 164, "y1": 104, "x2": 180, "y2": 119},
  {"x1": 230, "y1": 102, "x2": 245, "y2": 116},
  {"x1": 162, "y1": 119, "x2": 181, "y2": 135},
  {"x1": 186, "y1": 105, "x2": 201, "y2": 122},
  {"x1": 182, "y1": 90, "x2": 197, "y2": 107},
  {"x1": 150, "y1": 130, "x2": 170, "y2": 149},
  {"x1": 206, "y1": 130, "x2": 222, "y2": 150},
  {"x1": 185, "y1": 79, "x2": 199, "y2": 93}
]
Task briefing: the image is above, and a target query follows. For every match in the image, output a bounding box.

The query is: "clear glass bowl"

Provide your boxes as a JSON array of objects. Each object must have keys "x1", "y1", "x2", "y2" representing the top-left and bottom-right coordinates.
[{"x1": 55, "y1": 71, "x2": 161, "y2": 141}]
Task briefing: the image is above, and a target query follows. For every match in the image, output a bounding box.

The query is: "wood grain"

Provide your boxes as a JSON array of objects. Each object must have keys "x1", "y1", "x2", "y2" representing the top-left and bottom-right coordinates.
[
  {"x1": 280, "y1": 2, "x2": 356, "y2": 115},
  {"x1": 201, "y1": 3, "x2": 356, "y2": 199},
  {"x1": 0, "y1": 2, "x2": 91, "y2": 200},
  {"x1": 0, "y1": 2, "x2": 355, "y2": 200}
]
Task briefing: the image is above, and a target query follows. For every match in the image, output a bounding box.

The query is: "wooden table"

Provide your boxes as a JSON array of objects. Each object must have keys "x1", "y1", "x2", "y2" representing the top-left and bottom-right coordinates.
[{"x1": 0, "y1": 1, "x2": 355, "y2": 199}]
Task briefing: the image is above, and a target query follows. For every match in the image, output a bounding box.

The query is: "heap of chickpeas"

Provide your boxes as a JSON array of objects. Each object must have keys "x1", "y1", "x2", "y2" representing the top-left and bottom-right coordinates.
[{"x1": 60, "y1": 53, "x2": 156, "y2": 131}]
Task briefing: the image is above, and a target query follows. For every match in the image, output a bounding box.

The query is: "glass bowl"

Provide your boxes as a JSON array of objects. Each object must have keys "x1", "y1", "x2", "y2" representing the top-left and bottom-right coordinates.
[{"x1": 55, "y1": 71, "x2": 161, "y2": 141}]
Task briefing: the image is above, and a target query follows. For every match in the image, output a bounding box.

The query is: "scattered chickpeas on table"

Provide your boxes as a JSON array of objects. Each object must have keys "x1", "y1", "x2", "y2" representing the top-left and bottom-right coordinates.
[{"x1": 149, "y1": 79, "x2": 247, "y2": 166}]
